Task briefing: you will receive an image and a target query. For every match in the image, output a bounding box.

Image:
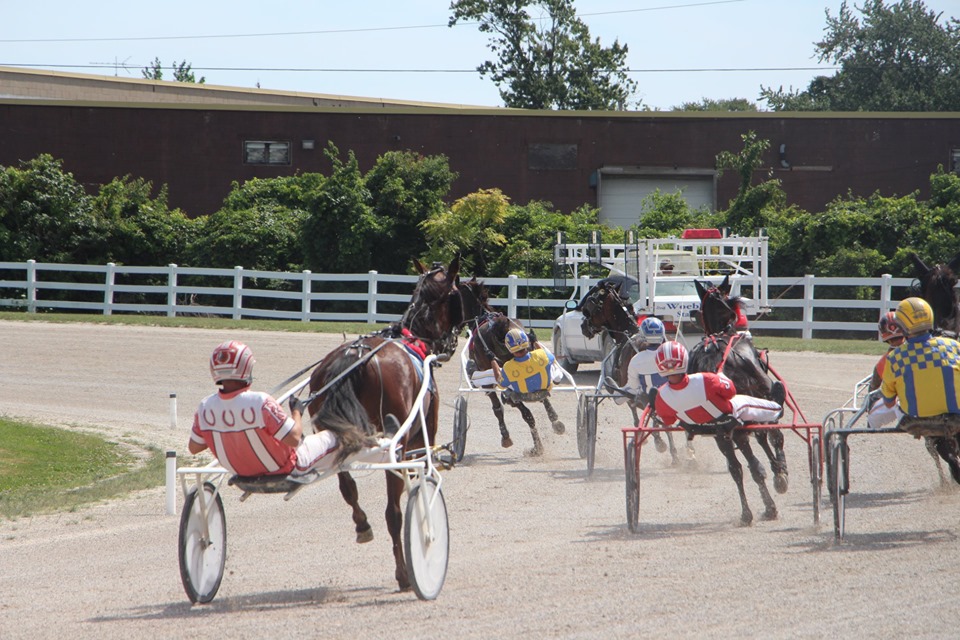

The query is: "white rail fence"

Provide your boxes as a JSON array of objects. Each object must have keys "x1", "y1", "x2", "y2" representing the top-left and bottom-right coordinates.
[{"x1": 0, "y1": 261, "x2": 918, "y2": 339}]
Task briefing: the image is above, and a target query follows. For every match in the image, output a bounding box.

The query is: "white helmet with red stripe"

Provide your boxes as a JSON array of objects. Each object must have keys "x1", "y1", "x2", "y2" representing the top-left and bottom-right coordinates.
[
  {"x1": 655, "y1": 340, "x2": 688, "y2": 376},
  {"x1": 210, "y1": 340, "x2": 255, "y2": 385}
]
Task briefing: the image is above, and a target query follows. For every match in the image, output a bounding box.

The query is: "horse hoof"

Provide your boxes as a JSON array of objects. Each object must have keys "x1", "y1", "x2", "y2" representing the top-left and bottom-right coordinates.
[
  {"x1": 524, "y1": 446, "x2": 544, "y2": 457},
  {"x1": 739, "y1": 514, "x2": 753, "y2": 527},
  {"x1": 654, "y1": 439, "x2": 668, "y2": 453},
  {"x1": 774, "y1": 473, "x2": 789, "y2": 494},
  {"x1": 762, "y1": 508, "x2": 779, "y2": 521},
  {"x1": 501, "y1": 436, "x2": 514, "y2": 448},
  {"x1": 552, "y1": 421, "x2": 566, "y2": 435},
  {"x1": 356, "y1": 528, "x2": 374, "y2": 544}
]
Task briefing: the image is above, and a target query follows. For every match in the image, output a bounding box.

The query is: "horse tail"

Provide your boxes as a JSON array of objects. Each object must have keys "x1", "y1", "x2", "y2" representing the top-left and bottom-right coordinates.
[{"x1": 310, "y1": 352, "x2": 379, "y2": 463}]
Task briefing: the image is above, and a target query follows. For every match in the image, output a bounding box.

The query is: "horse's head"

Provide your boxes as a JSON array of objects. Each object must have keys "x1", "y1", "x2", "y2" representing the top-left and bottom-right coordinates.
[
  {"x1": 405, "y1": 256, "x2": 463, "y2": 359},
  {"x1": 694, "y1": 275, "x2": 741, "y2": 336},
  {"x1": 911, "y1": 252, "x2": 960, "y2": 331},
  {"x1": 579, "y1": 280, "x2": 637, "y2": 342},
  {"x1": 457, "y1": 276, "x2": 492, "y2": 329}
]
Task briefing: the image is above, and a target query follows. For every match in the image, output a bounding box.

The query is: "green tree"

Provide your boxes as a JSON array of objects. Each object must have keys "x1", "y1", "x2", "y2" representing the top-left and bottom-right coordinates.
[
  {"x1": 449, "y1": 0, "x2": 637, "y2": 110},
  {"x1": 364, "y1": 151, "x2": 457, "y2": 274},
  {"x1": 142, "y1": 58, "x2": 206, "y2": 83},
  {"x1": 0, "y1": 154, "x2": 99, "y2": 262},
  {"x1": 186, "y1": 205, "x2": 304, "y2": 272},
  {"x1": 421, "y1": 188, "x2": 510, "y2": 276},
  {"x1": 715, "y1": 131, "x2": 787, "y2": 235},
  {"x1": 673, "y1": 97, "x2": 759, "y2": 112},
  {"x1": 761, "y1": 0, "x2": 960, "y2": 111},
  {"x1": 91, "y1": 176, "x2": 196, "y2": 266},
  {"x1": 301, "y1": 143, "x2": 380, "y2": 273}
]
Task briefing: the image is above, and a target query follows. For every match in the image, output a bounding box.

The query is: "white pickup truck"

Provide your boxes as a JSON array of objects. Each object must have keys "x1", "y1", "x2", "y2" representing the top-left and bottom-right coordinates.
[{"x1": 550, "y1": 230, "x2": 768, "y2": 372}]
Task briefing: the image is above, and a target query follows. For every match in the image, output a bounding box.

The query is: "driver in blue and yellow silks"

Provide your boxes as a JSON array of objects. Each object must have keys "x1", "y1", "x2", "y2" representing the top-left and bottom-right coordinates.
[{"x1": 491, "y1": 328, "x2": 555, "y2": 400}]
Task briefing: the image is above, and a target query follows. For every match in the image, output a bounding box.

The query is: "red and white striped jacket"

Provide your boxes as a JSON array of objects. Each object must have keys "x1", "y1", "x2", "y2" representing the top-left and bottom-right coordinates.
[{"x1": 654, "y1": 372, "x2": 736, "y2": 426}]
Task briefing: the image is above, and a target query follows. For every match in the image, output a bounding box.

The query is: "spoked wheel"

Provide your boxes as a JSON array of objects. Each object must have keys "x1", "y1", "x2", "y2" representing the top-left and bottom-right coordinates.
[
  {"x1": 452, "y1": 396, "x2": 468, "y2": 462},
  {"x1": 585, "y1": 398, "x2": 598, "y2": 476},
  {"x1": 178, "y1": 481, "x2": 227, "y2": 604},
  {"x1": 404, "y1": 476, "x2": 449, "y2": 600},
  {"x1": 829, "y1": 436, "x2": 849, "y2": 541},
  {"x1": 576, "y1": 394, "x2": 590, "y2": 458},
  {"x1": 624, "y1": 437, "x2": 639, "y2": 533},
  {"x1": 808, "y1": 433, "x2": 822, "y2": 524}
]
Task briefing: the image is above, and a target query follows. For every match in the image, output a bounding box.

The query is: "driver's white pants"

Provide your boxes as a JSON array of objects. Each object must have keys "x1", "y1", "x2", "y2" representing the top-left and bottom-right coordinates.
[
  {"x1": 294, "y1": 431, "x2": 389, "y2": 474},
  {"x1": 731, "y1": 395, "x2": 782, "y2": 423},
  {"x1": 867, "y1": 399, "x2": 903, "y2": 429}
]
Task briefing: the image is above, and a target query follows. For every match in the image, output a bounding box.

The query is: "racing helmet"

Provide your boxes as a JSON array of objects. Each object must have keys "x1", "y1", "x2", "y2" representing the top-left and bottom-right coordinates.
[
  {"x1": 878, "y1": 311, "x2": 906, "y2": 343},
  {"x1": 504, "y1": 328, "x2": 531, "y2": 354},
  {"x1": 894, "y1": 297, "x2": 934, "y2": 337},
  {"x1": 638, "y1": 317, "x2": 666, "y2": 345},
  {"x1": 210, "y1": 340, "x2": 255, "y2": 385},
  {"x1": 655, "y1": 340, "x2": 688, "y2": 376}
]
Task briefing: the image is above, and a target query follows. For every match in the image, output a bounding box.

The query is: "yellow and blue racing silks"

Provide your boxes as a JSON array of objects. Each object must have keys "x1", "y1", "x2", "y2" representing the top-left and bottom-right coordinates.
[
  {"x1": 499, "y1": 349, "x2": 555, "y2": 395},
  {"x1": 881, "y1": 335, "x2": 960, "y2": 417}
]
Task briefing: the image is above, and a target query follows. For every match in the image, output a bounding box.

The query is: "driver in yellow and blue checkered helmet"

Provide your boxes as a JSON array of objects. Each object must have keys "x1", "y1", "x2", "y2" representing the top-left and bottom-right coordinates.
[{"x1": 874, "y1": 297, "x2": 960, "y2": 482}]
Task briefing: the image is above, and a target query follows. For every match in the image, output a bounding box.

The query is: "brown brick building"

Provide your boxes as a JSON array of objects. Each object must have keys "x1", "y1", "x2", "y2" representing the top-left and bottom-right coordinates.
[{"x1": 2, "y1": 67, "x2": 958, "y2": 225}]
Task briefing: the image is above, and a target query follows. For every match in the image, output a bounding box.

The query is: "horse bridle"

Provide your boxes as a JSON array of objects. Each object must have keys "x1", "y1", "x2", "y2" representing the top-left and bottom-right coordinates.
[
  {"x1": 581, "y1": 283, "x2": 634, "y2": 340},
  {"x1": 400, "y1": 267, "x2": 461, "y2": 359},
  {"x1": 701, "y1": 287, "x2": 736, "y2": 335}
]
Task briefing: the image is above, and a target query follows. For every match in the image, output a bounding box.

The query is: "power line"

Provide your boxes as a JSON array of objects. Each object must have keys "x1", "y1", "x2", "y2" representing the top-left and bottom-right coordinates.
[
  {"x1": 0, "y1": 0, "x2": 747, "y2": 44},
  {"x1": 1, "y1": 63, "x2": 836, "y2": 75}
]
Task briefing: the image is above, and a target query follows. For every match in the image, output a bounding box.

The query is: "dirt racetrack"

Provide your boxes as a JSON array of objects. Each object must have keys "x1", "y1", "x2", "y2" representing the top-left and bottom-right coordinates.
[{"x1": 2, "y1": 321, "x2": 959, "y2": 639}]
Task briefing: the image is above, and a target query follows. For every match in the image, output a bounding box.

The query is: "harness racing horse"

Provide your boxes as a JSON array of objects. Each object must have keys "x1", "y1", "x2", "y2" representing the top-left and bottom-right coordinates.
[
  {"x1": 687, "y1": 277, "x2": 788, "y2": 525},
  {"x1": 304, "y1": 257, "x2": 462, "y2": 592},
  {"x1": 458, "y1": 277, "x2": 565, "y2": 456},
  {"x1": 909, "y1": 251, "x2": 960, "y2": 484},
  {"x1": 577, "y1": 280, "x2": 682, "y2": 464}
]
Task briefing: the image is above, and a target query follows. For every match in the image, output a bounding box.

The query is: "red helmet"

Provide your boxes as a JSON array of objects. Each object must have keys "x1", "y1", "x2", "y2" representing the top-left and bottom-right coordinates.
[
  {"x1": 655, "y1": 340, "x2": 688, "y2": 376},
  {"x1": 878, "y1": 311, "x2": 905, "y2": 343},
  {"x1": 210, "y1": 340, "x2": 255, "y2": 385}
]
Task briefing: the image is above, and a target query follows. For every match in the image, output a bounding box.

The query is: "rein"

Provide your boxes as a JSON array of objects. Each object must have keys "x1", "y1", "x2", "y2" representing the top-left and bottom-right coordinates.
[{"x1": 299, "y1": 339, "x2": 392, "y2": 405}]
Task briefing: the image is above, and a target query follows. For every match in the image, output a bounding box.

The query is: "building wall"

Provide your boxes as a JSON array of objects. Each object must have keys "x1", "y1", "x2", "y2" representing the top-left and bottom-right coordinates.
[{"x1": 1, "y1": 97, "x2": 958, "y2": 219}]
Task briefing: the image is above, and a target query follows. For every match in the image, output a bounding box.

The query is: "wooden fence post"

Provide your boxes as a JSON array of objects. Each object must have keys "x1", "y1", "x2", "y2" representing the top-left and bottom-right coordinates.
[
  {"x1": 26, "y1": 260, "x2": 36, "y2": 314},
  {"x1": 367, "y1": 271, "x2": 378, "y2": 324},
  {"x1": 802, "y1": 274, "x2": 815, "y2": 340},
  {"x1": 232, "y1": 266, "x2": 244, "y2": 320},
  {"x1": 166, "y1": 264, "x2": 178, "y2": 317}
]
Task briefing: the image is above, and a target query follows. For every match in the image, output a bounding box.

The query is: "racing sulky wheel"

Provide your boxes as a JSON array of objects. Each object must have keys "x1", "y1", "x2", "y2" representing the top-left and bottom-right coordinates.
[
  {"x1": 585, "y1": 398, "x2": 598, "y2": 476},
  {"x1": 828, "y1": 435, "x2": 850, "y2": 541},
  {"x1": 178, "y1": 481, "x2": 227, "y2": 604},
  {"x1": 576, "y1": 394, "x2": 590, "y2": 458},
  {"x1": 624, "y1": 437, "x2": 639, "y2": 533},
  {"x1": 404, "y1": 476, "x2": 450, "y2": 600},
  {"x1": 451, "y1": 395, "x2": 468, "y2": 462},
  {"x1": 809, "y1": 432, "x2": 823, "y2": 525}
]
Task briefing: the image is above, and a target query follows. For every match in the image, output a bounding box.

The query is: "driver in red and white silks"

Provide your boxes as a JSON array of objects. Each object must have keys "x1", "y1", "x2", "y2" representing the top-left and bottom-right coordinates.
[
  {"x1": 189, "y1": 340, "x2": 385, "y2": 477},
  {"x1": 652, "y1": 340, "x2": 782, "y2": 426}
]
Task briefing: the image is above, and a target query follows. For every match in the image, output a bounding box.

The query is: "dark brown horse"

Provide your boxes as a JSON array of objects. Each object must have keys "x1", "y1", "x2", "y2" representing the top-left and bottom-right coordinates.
[
  {"x1": 458, "y1": 277, "x2": 565, "y2": 456},
  {"x1": 688, "y1": 277, "x2": 788, "y2": 525},
  {"x1": 577, "y1": 280, "x2": 682, "y2": 463},
  {"x1": 909, "y1": 251, "x2": 960, "y2": 483},
  {"x1": 304, "y1": 257, "x2": 462, "y2": 592}
]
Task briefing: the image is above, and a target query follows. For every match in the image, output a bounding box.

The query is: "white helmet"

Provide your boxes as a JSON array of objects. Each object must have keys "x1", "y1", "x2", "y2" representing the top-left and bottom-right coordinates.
[
  {"x1": 638, "y1": 317, "x2": 666, "y2": 345},
  {"x1": 210, "y1": 340, "x2": 255, "y2": 385}
]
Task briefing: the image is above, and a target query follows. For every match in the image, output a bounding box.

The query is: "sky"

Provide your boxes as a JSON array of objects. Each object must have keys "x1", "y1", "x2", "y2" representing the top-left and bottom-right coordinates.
[{"x1": 2, "y1": 0, "x2": 958, "y2": 110}]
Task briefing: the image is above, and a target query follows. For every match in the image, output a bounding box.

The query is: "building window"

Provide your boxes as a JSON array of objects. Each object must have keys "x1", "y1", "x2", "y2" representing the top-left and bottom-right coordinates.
[
  {"x1": 244, "y1": 140, "x2": 290, "y2": 165},
  {"x1": 952, "y1": 148, "x2": 960, "y2": 174},
  {"x1": 528, "y1": 143, "x2": 578, "y2": 170}
]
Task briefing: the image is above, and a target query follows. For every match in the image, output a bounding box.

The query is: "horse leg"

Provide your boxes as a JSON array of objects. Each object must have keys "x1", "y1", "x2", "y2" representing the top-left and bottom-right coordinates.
[
  {"x1": 932, "y1": 436, "x2": 960, "y2": 485},
  {"x1": 338, "y1": 471, "x2": 373, "y2": 543},
  {"x1": 516, "y1": 402, "x2": 544, "y2": 457},
  {"x1": 542, "y1": 397, "x2": 566, "y2": 434},
  {"x1": 735, "y1": 431, "x2": 778, "y2": 521},
  {"x1": 925, "y1": 436, "x2": 950, "y2": 486},
  {"x1": 714, "y1": 434, "x2": 753, "y2": 526},
  {"x1": 753, "y1": 431, "x2": 789, "y2": 494},
  {"x1": 384, "y1": 471, "x2": 411, "y2": 591},
  {"x1": 487, "y1": 390, "x2": 513, "y2": 448}
]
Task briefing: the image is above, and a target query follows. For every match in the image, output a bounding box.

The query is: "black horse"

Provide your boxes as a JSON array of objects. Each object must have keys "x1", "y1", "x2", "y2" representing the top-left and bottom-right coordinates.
[
  {"x1": 686, "y1": 276, "x2": 788, "y2": 525},
  {"x1": 909, "y1": 252, "x2": 960, "y2": 484},
  {"x1": 458, "y1": 277, "x2": 565, "y2": 456},
  {"x1": 305, "y1": 257, "x2": 462, "y2": 592},
  {"x1": 578, "y1": 279, "x2": 683, "y2": 463}
]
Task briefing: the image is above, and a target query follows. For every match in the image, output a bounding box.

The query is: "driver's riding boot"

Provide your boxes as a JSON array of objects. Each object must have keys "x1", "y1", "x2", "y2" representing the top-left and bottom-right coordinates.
[{"x1": 770, "y1": 381, "x2": 786, "y2": 420}]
